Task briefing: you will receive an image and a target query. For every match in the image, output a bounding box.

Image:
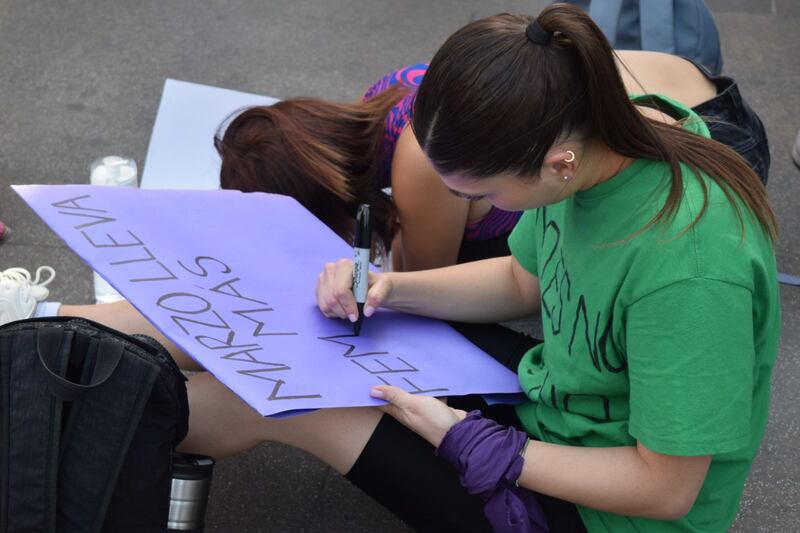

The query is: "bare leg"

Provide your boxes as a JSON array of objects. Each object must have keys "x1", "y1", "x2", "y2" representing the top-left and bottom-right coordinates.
[
  {"x1": 59, "y1": 301, "x2": 202, "y2": 371},
  {"x1": 179, "y1": 372, "x2": 381, "y2": 474}
]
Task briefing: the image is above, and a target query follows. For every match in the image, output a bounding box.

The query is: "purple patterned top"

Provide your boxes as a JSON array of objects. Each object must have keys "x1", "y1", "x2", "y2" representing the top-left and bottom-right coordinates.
[
  {"x1": 363, "y1": 64, "x2": 521, "y2": 242},
  {"x1": 363, "y1": 63, "x2": 426, "y2": 185}
]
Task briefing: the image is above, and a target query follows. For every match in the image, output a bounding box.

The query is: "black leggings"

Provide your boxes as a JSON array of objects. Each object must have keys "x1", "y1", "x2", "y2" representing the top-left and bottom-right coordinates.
[{"x1": 345, "y1": 322, "x2": 588, "y2": 533}]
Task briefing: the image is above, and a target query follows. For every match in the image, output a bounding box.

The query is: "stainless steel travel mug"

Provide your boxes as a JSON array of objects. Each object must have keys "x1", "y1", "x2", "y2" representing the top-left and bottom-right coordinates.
[{"x1": 167, "y1": 452, "x2": 215, "y2": 532}]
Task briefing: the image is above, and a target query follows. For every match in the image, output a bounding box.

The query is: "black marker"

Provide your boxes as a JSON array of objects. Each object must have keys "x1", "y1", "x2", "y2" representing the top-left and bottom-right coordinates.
[{"x1": 352, "y1": 204, "x2": 371, "y2": 336}]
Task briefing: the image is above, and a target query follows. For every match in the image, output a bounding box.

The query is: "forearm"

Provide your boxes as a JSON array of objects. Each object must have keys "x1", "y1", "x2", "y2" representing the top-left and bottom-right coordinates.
[
  {"x1": 383, "y1": 256, "x2": 539, "y2": 323},
  {"x1": 519, "y1": 440, "x2": 708, "y2": 520}
]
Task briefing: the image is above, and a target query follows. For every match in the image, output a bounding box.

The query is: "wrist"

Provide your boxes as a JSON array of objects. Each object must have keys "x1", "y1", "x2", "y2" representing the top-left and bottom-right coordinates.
[
  {"x1": 436, "y1": 411, "x2": 548, "y2": 532},
  {"x1": 379, "y1": 271, "x2": 406, "y2": 311},
  {"x1": 425, "y1": 426, "x2": 450, "y2": 449},
  {"x1": 427, "y1": 409, "x2": 463, "y2": 449}
]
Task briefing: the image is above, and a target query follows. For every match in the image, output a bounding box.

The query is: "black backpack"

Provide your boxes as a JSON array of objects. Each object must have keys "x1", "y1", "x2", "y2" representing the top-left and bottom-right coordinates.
[{"x1": 0, "y1": 316, "x2": 189, "y2": 532}]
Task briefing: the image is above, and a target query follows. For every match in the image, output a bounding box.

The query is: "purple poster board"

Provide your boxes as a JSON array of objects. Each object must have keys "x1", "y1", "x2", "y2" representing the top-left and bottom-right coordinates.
[{"x1": 14, "y1": 185, "x2": 522, "y2": 416}]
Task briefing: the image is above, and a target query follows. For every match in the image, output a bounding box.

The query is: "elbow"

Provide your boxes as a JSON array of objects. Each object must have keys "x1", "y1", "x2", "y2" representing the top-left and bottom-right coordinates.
[
  {"x1": 652, "y1": 504, "x2": 692, "y2": 522},
  {"x1": 633, "y1": 445, "x2": 710, "y2": 521},
  {"x1": 647, "y1": 490, "x2": 698, "y2": 521}
]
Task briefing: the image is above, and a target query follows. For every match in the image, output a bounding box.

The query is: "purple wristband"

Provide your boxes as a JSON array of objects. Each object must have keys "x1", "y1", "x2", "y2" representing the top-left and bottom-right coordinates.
[{"x1": 437, "y1": 410, "x2": 549, "y2": 533}]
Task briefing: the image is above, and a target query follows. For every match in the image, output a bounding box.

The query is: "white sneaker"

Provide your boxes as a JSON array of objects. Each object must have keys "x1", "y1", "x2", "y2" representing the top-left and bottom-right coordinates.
[{"x1": 0, "y1": 266, "x2": 56, "y2": 325}]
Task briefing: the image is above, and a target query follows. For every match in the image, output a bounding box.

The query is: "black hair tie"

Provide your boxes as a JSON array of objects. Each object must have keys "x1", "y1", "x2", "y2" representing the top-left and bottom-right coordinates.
[{"x1": 525, "y1": 20, "x2": 552, "y2": 46}]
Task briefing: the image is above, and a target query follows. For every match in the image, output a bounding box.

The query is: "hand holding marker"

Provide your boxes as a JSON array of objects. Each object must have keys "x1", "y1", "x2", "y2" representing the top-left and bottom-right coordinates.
[{"x1": 352, "y1": 204, "x2": 371, "y2": 335}]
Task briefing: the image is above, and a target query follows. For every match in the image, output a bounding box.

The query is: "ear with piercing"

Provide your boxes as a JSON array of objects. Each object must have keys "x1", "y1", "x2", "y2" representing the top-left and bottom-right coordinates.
[{"x1": 562, "y1": 150, "x2": 576, "y2": 182}]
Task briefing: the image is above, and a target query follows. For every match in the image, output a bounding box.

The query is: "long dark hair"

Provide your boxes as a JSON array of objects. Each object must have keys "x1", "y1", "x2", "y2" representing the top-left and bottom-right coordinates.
[
  {"x1": 413, "y1": 5, "x2": 777, "y2": 241},
  {"x1": 214, "y1": 86, "x2": 404, "y2": 253}
]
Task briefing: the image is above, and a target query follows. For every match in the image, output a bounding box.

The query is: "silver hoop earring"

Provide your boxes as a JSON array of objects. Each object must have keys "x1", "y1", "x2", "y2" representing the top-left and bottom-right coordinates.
[{"x1": 565, "y1": 150, "x2": 576, "y2": 163}]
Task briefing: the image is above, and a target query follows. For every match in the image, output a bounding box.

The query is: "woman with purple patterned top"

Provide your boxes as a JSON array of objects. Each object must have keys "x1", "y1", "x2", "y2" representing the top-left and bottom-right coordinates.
[{"x1": 360, "y1": 63, "x2": 522, "y2": 268}]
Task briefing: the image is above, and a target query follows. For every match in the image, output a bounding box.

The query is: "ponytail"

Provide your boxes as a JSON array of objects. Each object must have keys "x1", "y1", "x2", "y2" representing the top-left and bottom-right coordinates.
[{"x1": 414, "y1": 4, "x2": 777, "y2": 241}]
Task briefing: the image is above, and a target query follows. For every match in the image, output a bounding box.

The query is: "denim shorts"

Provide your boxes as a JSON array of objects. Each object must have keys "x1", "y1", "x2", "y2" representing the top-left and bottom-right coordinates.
[{"x1": 689, "y1": 62, "x2": 771, "y2": 184}]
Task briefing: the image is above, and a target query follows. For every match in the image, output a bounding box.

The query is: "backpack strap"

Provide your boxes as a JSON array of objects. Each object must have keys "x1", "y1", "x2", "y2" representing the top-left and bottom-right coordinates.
[
  {"x1": 587, "y1": 0, "x2": 624, "y2": 44},
  {"x1": 639, "y1": 0, "x2": 676, "y2": 54},
  {"x1": 0, "y1": 323, "x2": 69, "y2": 532},
  {"x1": 37, "y1": 328, "x2": 123, "y2": 401},
  {"x1": 55, "y1": 331, "x2": 160, "y2": 533}
]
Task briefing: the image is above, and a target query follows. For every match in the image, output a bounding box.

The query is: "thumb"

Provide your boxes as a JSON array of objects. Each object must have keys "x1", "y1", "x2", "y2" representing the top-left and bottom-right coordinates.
[
  {"x1": 370, "y1": 385, "x2": 415, "y2": 416},
  {"x1": 363, "y1": 273, "x2": 392, "y2": 317}
]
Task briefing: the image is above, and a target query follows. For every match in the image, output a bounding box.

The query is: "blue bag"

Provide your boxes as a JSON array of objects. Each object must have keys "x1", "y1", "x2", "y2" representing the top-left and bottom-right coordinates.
[{"x1": 560, "y1": 0, "x2": 723, "y2": 75}]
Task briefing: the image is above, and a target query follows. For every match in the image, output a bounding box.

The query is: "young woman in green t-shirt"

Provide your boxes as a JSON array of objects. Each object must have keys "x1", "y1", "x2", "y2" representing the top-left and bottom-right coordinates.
[{"x1": 311, "y1": 5, "x2": 780, "y2": 533}]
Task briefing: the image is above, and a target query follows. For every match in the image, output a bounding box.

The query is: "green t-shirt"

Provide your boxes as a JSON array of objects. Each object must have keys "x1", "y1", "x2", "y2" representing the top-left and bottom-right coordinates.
[{"x1": 508, "y1": 95, "x2": 780, "y2": 532}]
